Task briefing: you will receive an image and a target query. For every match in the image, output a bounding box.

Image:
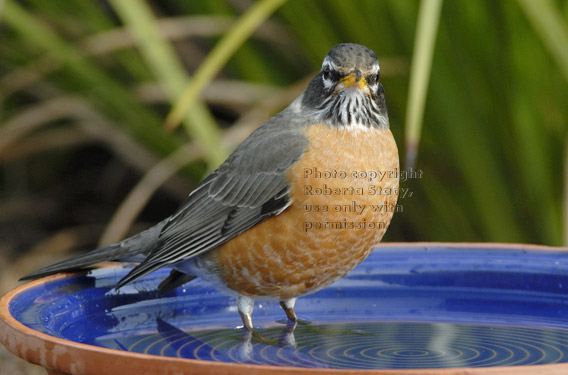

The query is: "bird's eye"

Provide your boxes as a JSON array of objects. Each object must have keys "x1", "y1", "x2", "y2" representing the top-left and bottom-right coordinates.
[
  {"x1": 322, "y1": 65, "x2": 331, "y2": 80},
  {"x1": 367, "y1": 73, "x2": 379, "y2": 86}
]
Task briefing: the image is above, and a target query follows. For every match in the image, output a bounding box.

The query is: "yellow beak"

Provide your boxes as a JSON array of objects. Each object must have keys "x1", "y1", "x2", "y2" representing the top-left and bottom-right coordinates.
[{"x1": 338, "y1": 70, "x2": 367, "y2": 91}]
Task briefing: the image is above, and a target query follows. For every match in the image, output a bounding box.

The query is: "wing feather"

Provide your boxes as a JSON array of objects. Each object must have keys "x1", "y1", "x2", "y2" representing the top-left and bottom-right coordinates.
[{"x1": 116, "y1": 120, "x2": 309, "y2": 288}]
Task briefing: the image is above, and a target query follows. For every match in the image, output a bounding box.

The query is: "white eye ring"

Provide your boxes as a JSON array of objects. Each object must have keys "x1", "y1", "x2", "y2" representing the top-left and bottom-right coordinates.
[{"x1": 321, "y1": 63, "x2": 334, "y2": 89}]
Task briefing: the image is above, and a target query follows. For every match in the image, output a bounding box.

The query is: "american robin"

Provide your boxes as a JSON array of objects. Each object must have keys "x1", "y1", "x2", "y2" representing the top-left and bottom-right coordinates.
[{"x1": 22, "y1": 43, "x2": 399, "y2": 331}]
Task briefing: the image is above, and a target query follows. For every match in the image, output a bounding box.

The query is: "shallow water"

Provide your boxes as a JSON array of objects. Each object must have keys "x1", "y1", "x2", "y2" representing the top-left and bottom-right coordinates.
[
  {"x1": 92, "y1": 321, "x2": 568, "y2": 369},
  {"x1": 10, "y1": 246, "x2": 568, "y2": 370}
]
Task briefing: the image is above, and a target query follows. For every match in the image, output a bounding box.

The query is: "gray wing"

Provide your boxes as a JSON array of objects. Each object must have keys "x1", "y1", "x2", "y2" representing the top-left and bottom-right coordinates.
[{"x1": 116, "y1": 121, "x2": 309, "y2": 288}]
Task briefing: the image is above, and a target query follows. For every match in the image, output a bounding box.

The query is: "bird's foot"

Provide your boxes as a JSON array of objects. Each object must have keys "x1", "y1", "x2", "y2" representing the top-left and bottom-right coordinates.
[
  {"x1": 279, "y1": 298, "x2": 298, "y2": 325},
  {"x1": 237, "y1": 294, "x2": 255, "y2": 332}
]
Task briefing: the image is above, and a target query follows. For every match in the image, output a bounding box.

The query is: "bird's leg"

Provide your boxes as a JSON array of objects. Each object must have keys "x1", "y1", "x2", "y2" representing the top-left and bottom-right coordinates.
[
  {"x1": 278, "y1": 326, "x2": 296, "y2": 347},
  {"x1": 280, "y1": 298, "x2": 298, "y2": 324},
  {"x1": 237, "y1": 294, "x2": 255, "y2": 331}
]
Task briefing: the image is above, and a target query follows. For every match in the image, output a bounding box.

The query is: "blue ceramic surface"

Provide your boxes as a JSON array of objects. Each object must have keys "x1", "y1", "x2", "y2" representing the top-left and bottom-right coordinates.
[{"x1": 9, "y1": 245, "x2": 568, "y2": 369}]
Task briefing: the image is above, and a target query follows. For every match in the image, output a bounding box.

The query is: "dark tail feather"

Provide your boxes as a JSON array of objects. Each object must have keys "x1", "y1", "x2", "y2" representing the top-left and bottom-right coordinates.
[
  {"x1": 19, "y1": 243, "x2": 129, "y2": 280},
  {"x1": 20, "y1": 219, "x2": 168, "y2": 281},
  {"x1": 157, "y1": 270, "x2": 197, "y2": 296},
  {"x1": 114, "y1": 260, "x2": 165, "y2": 289}
]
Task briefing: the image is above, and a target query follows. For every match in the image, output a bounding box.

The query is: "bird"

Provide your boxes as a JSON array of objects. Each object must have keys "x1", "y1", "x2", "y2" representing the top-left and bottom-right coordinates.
[{"x1": 21, "y1": 43, "x2": 399, "y2": 332}]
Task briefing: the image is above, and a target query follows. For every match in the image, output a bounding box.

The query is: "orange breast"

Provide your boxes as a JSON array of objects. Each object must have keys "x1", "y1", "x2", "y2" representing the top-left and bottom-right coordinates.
[{"x1": 203, "y1": 124, "x2": 399, "y2": 300}]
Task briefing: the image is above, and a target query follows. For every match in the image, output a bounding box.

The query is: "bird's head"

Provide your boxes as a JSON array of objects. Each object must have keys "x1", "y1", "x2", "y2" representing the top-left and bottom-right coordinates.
[{"x1": 301, "y1": 43, "x2": 388, "y2": 129}]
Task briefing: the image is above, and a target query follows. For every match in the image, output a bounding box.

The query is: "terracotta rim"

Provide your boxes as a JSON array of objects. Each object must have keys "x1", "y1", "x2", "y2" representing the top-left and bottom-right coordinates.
[{"x1": 1, "y1": 242, "x2": 567, "y2": 375}]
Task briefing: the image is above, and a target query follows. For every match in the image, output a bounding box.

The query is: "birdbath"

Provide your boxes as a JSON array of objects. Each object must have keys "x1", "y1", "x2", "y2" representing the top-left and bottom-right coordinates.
[{"x1": 1, "y1": 243, "x2": 567, "y2": 375}]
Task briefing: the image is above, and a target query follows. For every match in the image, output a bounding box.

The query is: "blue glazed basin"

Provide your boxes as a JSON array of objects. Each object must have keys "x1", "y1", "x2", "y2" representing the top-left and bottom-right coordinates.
[{"x1": 1, "y1": 243, "x2": 567, "y2": 375}]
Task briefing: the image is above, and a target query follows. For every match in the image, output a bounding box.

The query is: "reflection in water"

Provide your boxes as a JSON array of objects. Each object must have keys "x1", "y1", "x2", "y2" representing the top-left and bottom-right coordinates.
[
  {"x1": 429, "y1": 323, "x2": 463, "y2": 369},
  {"x1": 94, "y1": 320, "x2": 568, "y2": 369}
]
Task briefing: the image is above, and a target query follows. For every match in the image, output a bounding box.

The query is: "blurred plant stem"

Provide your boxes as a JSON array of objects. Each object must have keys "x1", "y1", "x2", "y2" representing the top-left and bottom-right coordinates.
[
  {"x1": 517, "y1": 0, "x2": 568, "y2": 81},
  {"x1": 517, "y1": 0, "x2": 568, "y2": 245},
  {"x1": 109, "y1": 0, "x2": 226, "y2": 167},
  {"x1": 565, "y1": 139, "x2": 568, "y2": 246},
  {"x1": 404, "y1": 0, "x2": 443, "y2": 170},
  {"x1": 165, "y1": 0, "x2": 287, "y2": 131},
  {"x1": 2, "y1": 1, "x2": 184, "y2": 157}
]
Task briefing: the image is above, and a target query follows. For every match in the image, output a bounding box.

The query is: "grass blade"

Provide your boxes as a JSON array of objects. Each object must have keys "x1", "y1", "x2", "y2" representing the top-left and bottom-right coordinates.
[
  {"x1": 109, "y1": 0, "x2": 226, "y2": 166},
  {"x1": 517, "y1": 0, "x2": 568, "y2": 244},
  {"x1": 2, "y1": 1, "x2": 183, "y2": 156},
  {"x1": 404, "y1": 0, "x2": 443, "y2": 169},
  {"x1": 517, "y1": 0, "x2": 568, "y2": 81},
  {"x1": 164, "y1": 0, "x2": 287, "y2": 131}
]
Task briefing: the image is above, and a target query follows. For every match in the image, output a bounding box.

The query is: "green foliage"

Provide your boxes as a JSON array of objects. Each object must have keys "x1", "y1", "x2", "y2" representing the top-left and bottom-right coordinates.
[{"x1": 0, "y1": 0, "x2": 566, "y2": 246}]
